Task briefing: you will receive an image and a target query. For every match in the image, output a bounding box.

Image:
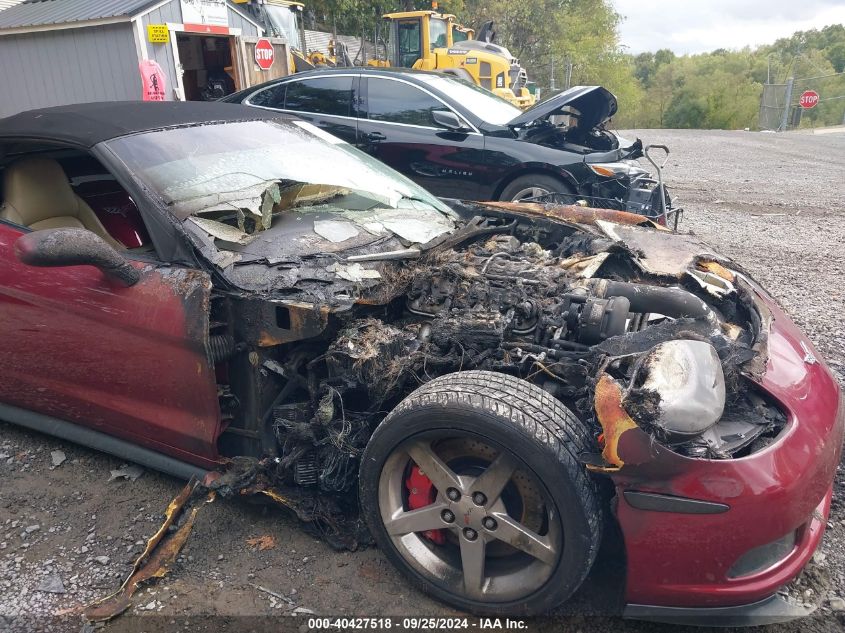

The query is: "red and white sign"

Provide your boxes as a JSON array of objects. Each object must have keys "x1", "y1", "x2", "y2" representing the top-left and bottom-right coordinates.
[
  {"x1": 180, "y1": 0, "x2": 228, "y2": 27},
  {"x1": 799, "y1": 90, "x2": 820, "y2": 109},
  {"x1": 254, "y1": 38, "x2": 275, "y2": 70},
  {"x1": 184, "y1": 23, "x2": 230, "y2": 34},
  {"x1": 139, "y1": 59, "x2": 167, "y2": 101}
]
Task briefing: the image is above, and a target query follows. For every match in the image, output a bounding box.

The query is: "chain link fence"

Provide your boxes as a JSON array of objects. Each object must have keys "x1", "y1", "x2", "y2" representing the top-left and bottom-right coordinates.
[
  {"x1": 759, "y1": 83, "x2": 789, "y2": 130},
  {"x1": 760, "y1": 72, "x2": 845, "y2": 131}
]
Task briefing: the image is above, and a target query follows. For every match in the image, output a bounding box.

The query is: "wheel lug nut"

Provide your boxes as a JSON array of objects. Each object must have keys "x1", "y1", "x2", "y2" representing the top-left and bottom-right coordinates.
[
  {"x1": 482, "y1": 517, "x2": 497, "y2": 530},
  {"x1": 463, "y1": 527, "x2": 478, "y2": 541},
  {"x1": 446, "y1": 487, "x2": 461, "y2": 501},
  {"x1": 472, "y1": 492, "x2": 487, "y2": 506},
  {"x1": 441, "y1": 509, "x2": 455, "y2": 524}
]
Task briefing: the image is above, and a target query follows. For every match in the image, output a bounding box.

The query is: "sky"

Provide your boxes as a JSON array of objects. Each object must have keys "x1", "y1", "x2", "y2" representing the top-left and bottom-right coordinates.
[{"x1": 609, "y1": 0, "x2": 845, "y2": 54}]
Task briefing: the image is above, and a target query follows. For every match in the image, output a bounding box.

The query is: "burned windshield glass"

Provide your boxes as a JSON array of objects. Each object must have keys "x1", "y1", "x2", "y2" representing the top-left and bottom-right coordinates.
[{"x1": 106, "y1": 119, "x2": 456, "y2": 259}]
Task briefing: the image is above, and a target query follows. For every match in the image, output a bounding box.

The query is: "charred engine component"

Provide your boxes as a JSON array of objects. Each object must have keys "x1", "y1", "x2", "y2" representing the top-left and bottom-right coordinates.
[
  {"x1": 588, "y1": 278, "x2": 717, "y2": 323},
  {"x1": 559, "y1": 293, "x2": 630, "y2": 344},
  {"x1": 207, "y1": 334, "x2": 237, "y2": 363},
  {"x1": 429, "y1": 313, "x2": 505, "y2": 351},
  {"x1": 324, "y1": 320, "x2": 421, "y2": 407},
  {"x1": 273, "y1": 402, "x2": 315, "y2": 443},
  {"x1": 293, "y1": 451, "x2": 319, "y2": 486},
  {"x1": 406, "y1": 239, "x2": 569, "y2": 343},
  {"x1": 405, "y1": 238, "x2": 724, "y2": 359},
  {"x1": 272, "y1": 396, "x2": 369, "y2": 494}
]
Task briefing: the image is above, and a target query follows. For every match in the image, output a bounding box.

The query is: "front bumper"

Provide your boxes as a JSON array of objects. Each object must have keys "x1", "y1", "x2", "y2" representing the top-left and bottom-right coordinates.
[
  {"x1": 612, "y1": 282, "x2": 844, "y2": 610},
  {"x1": 624, "y1": 593, "x2": 815, "y2": 627},
  {"x1": 622, "y1": 487, "x2": 831, "y2": 622}
]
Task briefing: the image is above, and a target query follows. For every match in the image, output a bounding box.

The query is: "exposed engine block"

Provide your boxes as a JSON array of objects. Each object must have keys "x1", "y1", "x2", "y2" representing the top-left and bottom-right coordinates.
[{"x1": 405, "y1": 236, "x2": 631, "y2": 352}]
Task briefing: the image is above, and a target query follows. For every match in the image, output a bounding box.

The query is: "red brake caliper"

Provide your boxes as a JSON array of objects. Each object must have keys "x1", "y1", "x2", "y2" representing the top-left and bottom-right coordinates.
[{"x1": 405, "y1": 465, "x2": 446, "y2": 544}]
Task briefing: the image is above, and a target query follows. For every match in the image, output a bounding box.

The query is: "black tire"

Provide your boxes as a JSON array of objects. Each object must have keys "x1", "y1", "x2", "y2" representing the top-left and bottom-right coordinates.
[
  {"x1": 359, "y1": 370, "x2": 602, "y2": 616},
  {"x1": 499, "y1": 173, "x2": 576, "y2": 204}
]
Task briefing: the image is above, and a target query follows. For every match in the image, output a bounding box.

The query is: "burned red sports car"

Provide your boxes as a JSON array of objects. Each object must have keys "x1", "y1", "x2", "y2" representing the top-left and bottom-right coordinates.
[{"x1": 0, "y1": 102, "x2": 841, "y2": 624}]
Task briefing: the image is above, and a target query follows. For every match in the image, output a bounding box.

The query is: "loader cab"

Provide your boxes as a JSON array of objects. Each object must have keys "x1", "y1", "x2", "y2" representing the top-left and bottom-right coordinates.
[
  {"x1": 254, "y1": 0, "x2": 307, "y2": 53},
  {"x1": 390, "y1": 17, "x2": 423, "y2": 68},
  {"x1": 452, "y1": 24, "x2": 474, "y2": 43},
  {"x1": 384, "y1": 11, "x2": 453, "y2": 69}
]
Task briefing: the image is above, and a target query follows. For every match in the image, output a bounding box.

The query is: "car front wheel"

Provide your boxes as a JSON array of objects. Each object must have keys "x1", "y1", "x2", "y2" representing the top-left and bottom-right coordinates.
[
  {"x1": 500, "y1": 174, "x2": 576, "y2": 204},
  {"x1": 359, "y1": 371, "x2": 602, "y2": 615}
]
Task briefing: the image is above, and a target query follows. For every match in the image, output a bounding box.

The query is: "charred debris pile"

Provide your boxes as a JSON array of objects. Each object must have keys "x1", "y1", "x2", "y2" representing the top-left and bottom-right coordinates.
[{"x1": 204, "y1": 201, "x2": 785, "y2": 546}]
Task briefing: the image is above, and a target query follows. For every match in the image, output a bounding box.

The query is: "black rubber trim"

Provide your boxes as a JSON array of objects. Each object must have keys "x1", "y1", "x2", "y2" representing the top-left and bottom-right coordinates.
[
  {"x1": 623, "y1": 490, "x2": 730, "y2": 514},
  {"x1": 624, "y1": 594, "x2": 815, "y2": 627},
  {"x1": 0, "y1": 402, "x2": 209, "y2": 481}
]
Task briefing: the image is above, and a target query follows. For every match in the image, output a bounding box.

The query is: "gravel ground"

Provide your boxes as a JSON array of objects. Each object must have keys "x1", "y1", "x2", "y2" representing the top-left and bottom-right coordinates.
[{"x1": 0, "y1": 128, "x2": 843, "y2": 633}]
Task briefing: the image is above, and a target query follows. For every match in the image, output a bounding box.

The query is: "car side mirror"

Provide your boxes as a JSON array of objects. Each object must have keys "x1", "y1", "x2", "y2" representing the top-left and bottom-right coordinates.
[
  {"x1": 432, "y1": 109, "x2": 468, "y2": 132},
  {"x1": 14, "y1": 228, "x2": 140, "y2": 287}
]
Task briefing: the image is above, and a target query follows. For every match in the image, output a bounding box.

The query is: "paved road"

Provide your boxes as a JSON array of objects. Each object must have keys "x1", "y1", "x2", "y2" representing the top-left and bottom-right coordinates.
[{"x1": 1, "y1": 129, "x2": 843, "y2": 632}]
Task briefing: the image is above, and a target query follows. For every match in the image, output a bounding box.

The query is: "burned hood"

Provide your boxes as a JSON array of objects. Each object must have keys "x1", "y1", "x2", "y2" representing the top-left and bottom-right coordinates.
[{"x1": 506, "y1": 85, "x2": 617, "y2": 130}]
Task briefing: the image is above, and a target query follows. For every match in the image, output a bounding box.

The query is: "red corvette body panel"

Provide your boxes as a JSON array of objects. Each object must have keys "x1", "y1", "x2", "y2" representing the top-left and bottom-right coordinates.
[
  {"x1": 0, "y1": 222, "x2": 222, "y2": 467},
  {"x1": 614, "y1": 280, "x2": 844, "y2": 608}
]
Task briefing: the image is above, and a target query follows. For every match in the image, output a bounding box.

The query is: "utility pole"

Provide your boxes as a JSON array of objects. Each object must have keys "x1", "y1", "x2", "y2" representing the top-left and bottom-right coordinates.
[
  {"x1": 564, "y1": 59, "x2": 572, "y2": 90},
  {"x1": 550, "y1": 57, "x2": 556, "y2": 91},
  {"x1": 779, "y1": 77, "x2": 794, "y2": 131}
]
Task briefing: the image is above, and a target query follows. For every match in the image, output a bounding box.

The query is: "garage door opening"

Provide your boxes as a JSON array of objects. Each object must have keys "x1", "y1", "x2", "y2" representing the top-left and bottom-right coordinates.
[{"x1": 175, "y1": 33, "x2": 238, "y2": 101}]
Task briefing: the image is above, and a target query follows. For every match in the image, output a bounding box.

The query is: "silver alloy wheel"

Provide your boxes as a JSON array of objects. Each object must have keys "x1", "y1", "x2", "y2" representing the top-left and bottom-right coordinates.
[
  {"x1": 509, "y1": 186, "x2": 551, "y2": 202},
  {"x1": 377, "y1": 434, "x2": 562, "y2": 602}
]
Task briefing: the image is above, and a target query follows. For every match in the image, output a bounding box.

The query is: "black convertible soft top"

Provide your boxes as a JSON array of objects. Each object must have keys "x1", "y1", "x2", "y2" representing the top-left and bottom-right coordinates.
[{"x1": 0, "y1": 101, "x2": 292, "y2": 148}]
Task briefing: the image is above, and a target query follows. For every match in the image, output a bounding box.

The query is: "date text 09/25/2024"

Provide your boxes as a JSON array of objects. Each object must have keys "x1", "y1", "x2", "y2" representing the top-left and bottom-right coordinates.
[{"x1": 307, "y1": 618, "x2": 528, "y2": 630}]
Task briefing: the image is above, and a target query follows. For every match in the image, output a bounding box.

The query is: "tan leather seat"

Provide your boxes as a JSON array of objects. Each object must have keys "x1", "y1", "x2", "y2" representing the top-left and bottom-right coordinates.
[{"x1": 0, "y1": 157, "x2": 123, "y2": 250}]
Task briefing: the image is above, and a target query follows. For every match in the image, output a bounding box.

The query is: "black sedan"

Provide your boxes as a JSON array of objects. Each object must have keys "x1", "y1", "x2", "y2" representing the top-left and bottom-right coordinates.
[{"x1": 223, "y1": 68, "x2": 672, "y2": 218}]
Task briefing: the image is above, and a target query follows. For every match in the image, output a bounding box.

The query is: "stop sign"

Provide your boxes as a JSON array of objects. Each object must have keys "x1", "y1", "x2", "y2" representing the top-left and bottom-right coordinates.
[
  {"x1": 799, "y1": 90, "x2": 820, "y2": 109},
  {"x1": 254, "y1": 38, "x2": 275, "y2": 70}
]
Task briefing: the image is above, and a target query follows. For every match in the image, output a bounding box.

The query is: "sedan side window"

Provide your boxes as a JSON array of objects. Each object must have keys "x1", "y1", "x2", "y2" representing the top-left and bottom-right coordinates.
[
  {"x1": 248, "y1": 83, "x2": 286, "y2": 108},
  {"x1": 284, "y1": 77, "x2": 354, "y2": 117},
  {"x1": 367, "y1": 79, "x2": 450, "y2": 128}
]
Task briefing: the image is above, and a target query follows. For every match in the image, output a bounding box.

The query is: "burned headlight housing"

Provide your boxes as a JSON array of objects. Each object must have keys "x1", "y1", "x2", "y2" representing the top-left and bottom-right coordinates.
[
  {"x1": 623, "y1": 340, "x2": 726, "y2": 441},
  {"x1": 621, "y1": 339, "x2": 788, "y2": 459}
]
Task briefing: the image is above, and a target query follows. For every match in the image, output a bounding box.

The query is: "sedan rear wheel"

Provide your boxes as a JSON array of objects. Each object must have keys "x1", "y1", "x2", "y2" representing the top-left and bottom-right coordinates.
[{"x1": 359, "y1": 371, "x2": 602, "y2": 615}]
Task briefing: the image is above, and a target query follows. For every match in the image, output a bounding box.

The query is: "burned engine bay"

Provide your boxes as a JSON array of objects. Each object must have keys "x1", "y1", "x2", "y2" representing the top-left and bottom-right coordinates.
[{"x1": 194, "y1": 199, "x2": 786, "y2": 548}]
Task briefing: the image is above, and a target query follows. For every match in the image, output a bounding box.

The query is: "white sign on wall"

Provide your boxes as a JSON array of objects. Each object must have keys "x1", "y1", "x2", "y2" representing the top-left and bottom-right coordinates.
[{"x1": 180, "y1": 0, "x2": 228, "y2": 26}]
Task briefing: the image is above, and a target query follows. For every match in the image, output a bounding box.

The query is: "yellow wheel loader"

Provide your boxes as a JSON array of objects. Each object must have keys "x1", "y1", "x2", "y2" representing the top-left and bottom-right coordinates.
[
  {"x1": 379, "y1": 11, "x2": 535, "y2": 108},
  {"x1": 235, "y1": 2, "x2": 534, "y2": 108},
  {"x1": 452, "y1": 23, "x2": 474, "y2": 43}
]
